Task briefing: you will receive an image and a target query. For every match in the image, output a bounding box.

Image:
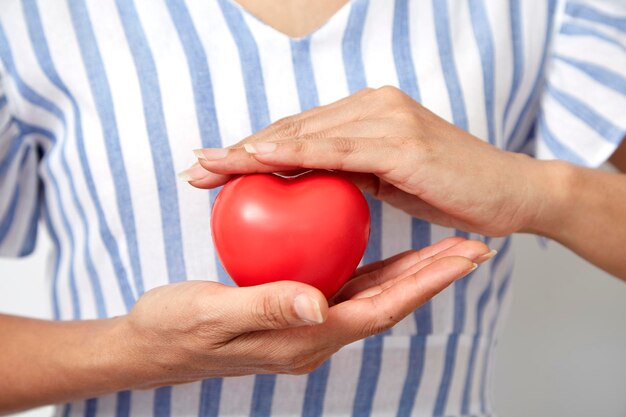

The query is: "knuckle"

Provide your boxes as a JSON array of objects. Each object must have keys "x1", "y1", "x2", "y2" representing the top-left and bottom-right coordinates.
[
  {"x1": 362, "y1": 319, "x2": 395, "y2": 337},
  {"x1": 255, "y1": 293, "x2": 289, "y2": 328},
  {"x1": 272, "y1": 350, "x2": 306, "y2": 374},
  {"x1": 275, "y1": 118, "x2": 305, "y2": 139},
  {"x1": 291, "y1": 357, "x2": 327, "y2": 375},
  {"x1": 331, "y1": 137, "x2": 357, "y2": 155},
  {"x1": 360, "y1": 300, "x2": 399, "y2": 337},
  {"x1": 376, "y1": 85, "x2": 405, "y2": 106}
]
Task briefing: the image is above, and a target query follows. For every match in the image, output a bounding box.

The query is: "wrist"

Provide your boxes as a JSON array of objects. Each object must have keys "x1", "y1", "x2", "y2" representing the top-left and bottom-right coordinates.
[
  {"x1": 54, "y1": 316, "x2": 149, "y2": 395},
  {"x1": 521, "y1": 157, "x2": 577, "y2": 238}
]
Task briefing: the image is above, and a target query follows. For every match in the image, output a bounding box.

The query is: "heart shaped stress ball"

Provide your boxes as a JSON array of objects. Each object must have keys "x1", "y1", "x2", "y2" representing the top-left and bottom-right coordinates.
[{"x1": 211, "y1": 171, "x2": 371, "y2": 299}]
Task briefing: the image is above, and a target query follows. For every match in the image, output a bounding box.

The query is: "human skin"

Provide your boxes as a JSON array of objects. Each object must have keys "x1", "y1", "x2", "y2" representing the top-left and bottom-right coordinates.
[
  {"x1": 0, "y1": 237, "x2": 494, "y2": 414},
  {"x1": 185, "y1": 86, "x2": 626, "y2": 281},
  {"x1": 4, "y1": 1, "x2": 625, "y2": 413}
]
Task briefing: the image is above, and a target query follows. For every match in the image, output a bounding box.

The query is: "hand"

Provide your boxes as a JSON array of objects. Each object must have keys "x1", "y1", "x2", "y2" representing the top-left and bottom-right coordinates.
[
  {"x1": 120, "y1": 237, "x2": 491, "y2": 388},
  {"x1": 181, "y1": 86, "x2": 546, "y2": 237}
]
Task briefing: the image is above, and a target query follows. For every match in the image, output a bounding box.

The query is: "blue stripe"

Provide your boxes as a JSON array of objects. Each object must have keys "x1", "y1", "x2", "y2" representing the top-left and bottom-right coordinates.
[
  {"x1": 0, "y1": 125, "x2": 23, "y2": 177},
  {"x1": 14, "y1": 142, "x2": 37, "y2": 255},
  {"x1": 218, "y1": 1, "x2": 276, "y2": 414},
  {"x1": 340, "y1": 2, "x2": 387, "y2": 417},
  {"x1": 432, "y1": 209, "x2": 473, "y2": 413},
  {"x1": 0, "y1": 28, "x2": 84, "y2": 319},
  {"x1": 165, "y1": 0, "x2": 234, "y2": 289},
  {"x1": 115, "y1": 1, "x2": 190, "y2": 412},
  {"x1": 0, "y1": 27, "x2": 63, "y2": 123},
  {"x1": 560, "y1": 22, "x2": 626, "y2": 53},
  {"x1": 391, "y1": 2, "x2": 434, "y2": 415},
  {"x1": 342, "y1": 0, "x2": 369, "y2": 93},
  {"x1": 19, "y1": 173, "x2": 41, "y2": 257},
  {"x1": 393, "y1": 0, "x2": 419, "y2": 100},
  {"x1": 198, "y1": 379, "x2": 222, "y2": 417},
  {"x1": 507, "y1": 0, "x2": 558, "y2": 151},
  {"x1": 546, "y1": 82, "x2": 624, "y2": 144},
  {"x1": 554, "y1": 54, "x2": 626, "y2": 96},
  {"x1": 302, "y1": 360, "x2": 331, "y2": 417},
  {"x1": 433, "y1": 335, "x2": 459, "y2": 416},
  {"x1": 395, "y1": 336, "x2": 426, "y2": 417},
  {"x1": 565, "y1": 3, "x2": 626, "y2": 34},
  {"x1": 42, "y1": 198, "x2": 61, "y2": 320},
  {"x1": 24, "y1": 0, "x2": 134, "y2": 316},
  {"x1": 14, "y1": 123, "x2": 81, "y2": 320},
  {"x1": 503, "y1": 0, "x2": 523, "y2": 132},
  {"x1": 291, "y1": 38, "x2": 320, "y2": 112},
  {"x1": 85, "y1": 398, "x2": 97, "y2": 417},
  {"x1": 479, "y1": 266, "x2": 514, "y2": 414},
  {"x1": 154, "y1": 386, "x2": 172, "y2": 417},
  {"x1": 24, "y1": 1, "x2": 109, "y2": 318},
  {"x1": 115, "y1": 0, "x2": 187, "y2": 284},
  {"x1": 116, "y1": 391, "x2": 131, "y2": 417},
  {"x1": 0, "y1": 180, "x2": 20, "y2": 244},
  {"x1": 287, "y1": 31, "x2": 332, "y2": 417},
  {"x1": 538, "y1": 113, "x2": 587, "y2": 165},
  {"x1": 433, "y1": 232, "x2": 473, "y2": 416},
  {"x1": 218, "y1": 0, "x2": 271, "y2": 131},
  {"x1": 461, "y1": 237, "x2": 511, "y2": 414},
  {"x1": 62, "y1": 404, "x2": 71, "y2": 417},
  {"x1": 468, "y1": 0, "x2": 496, "y2": 145},
  {"x1": 250, "y1": 375, "x2": 276, "y2": 417},
  {"x1": 164, "y1": 6, "x2": 230, "y2": 412},
  {"x1": 64, "y1": 0, "x2": 144, "y2": 300},
  {"x1": 432, "y1": 8, "x2": 475, "y2": 407},
  {"x1": 432, "y1": 0, "x2": 469, "y2": 130},
  {"x1": 0, "y1": 95, "x2": 6, "y2": 109}
]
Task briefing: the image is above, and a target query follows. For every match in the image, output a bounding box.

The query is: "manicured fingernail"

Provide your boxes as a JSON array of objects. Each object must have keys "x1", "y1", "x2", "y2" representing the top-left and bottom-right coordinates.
[
  {"x1": 244, "y1": 142, "x2": 277, "y2": 154},
  {"x1": 177, "y1": 162, "x2": 208, "y2": 181},
  {"x1": 293, "y1": 294, "x2": 324, "y2": 324},
  {"x1": 193, "y1": 148, "x2": 229, "y2": 160},
  {"x1": 475, "y1": 249, "x2": 497, "y2": 263}
]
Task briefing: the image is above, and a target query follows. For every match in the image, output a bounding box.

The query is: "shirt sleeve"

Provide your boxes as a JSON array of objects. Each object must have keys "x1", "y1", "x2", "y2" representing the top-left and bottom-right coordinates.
[
  {"x1": 535, "y1": 0, "x2": 626, "y2": 167},
  {"x1": 0, "y1": 72, "x2": 42, "y2": 257}
]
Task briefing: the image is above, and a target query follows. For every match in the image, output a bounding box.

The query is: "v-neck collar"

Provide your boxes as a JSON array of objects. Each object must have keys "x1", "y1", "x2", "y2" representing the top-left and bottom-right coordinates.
[{"x1": 223, "y1": 0, "x2": 355, "y2": 41}]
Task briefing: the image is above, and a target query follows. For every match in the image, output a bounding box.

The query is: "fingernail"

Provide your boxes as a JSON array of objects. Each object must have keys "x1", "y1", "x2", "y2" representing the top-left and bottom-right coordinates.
[
  {"x1": 176, "y1": 162, "x2": 208, "y2": 181},
  {"x1": 470, "y1": 263, "x2": 478, "y2": 272},
  {"x1": 193, "y1": 148, "x2": 229, "y2": 160},
  {"x1": 475, "y1": 249, "x2": 497, "y2": 263},
  {"x1": 293, "y1": 294, "x2": 324, "y2": 324},
  {"x1": 244, "y1": 142, "x2": 277, "y2": 154}
]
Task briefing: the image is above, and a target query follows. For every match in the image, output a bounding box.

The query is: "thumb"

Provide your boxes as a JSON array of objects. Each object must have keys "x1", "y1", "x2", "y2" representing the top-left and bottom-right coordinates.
[{"x1": 228, "y1": 281, "x2": 329, "y2": 333}]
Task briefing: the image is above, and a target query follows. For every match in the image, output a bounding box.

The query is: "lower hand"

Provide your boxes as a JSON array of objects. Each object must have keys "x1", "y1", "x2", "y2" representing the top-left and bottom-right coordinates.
[
  {"x1": 120, "y1": 237, "x2": 491, "y2": 388},
  {"x1": 182, "y1": 86, "x2": 549, "y2": 237}
]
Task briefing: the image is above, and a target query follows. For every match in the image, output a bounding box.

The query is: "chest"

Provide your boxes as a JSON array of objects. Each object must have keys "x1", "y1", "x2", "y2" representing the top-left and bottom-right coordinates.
[{"x1": 4, "y1": 0, "x2": 552, "y2": 149}]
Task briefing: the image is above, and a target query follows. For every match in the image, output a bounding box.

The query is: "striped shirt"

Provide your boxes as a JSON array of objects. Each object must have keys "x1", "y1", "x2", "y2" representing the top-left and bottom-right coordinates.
[{"x1": 1, "y1": 0, "x2": 625, "y2": 416}]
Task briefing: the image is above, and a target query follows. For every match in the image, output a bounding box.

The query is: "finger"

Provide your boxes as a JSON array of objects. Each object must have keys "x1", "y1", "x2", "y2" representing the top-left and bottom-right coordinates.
[
  {"x1": 350, "y1": 237, "x2": 465, "y2": 278},
  {"x1": 190, "y1": 117, "x2": 399, "y2": 180},
  {"x1": 224, "y1": 280, "x2": 329, "y2": 334},
  {"x1": 334, "y1": 239, "x2": 490, "y2": 303},
  {"x1": 234, "y1": 87, "x2": 376, "y2": 145},
  {"x1": 327, "y1": 256, "x2": 475, "y2": 344},
  {"x1": 194, "y1": 136, "x2": 404, "y2": 179},
  {"x1": 184, "y1": 89, "x2": 376, "y2": 189}
]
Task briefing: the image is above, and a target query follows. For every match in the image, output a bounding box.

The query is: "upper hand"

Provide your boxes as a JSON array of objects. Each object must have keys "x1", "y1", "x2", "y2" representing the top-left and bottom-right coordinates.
[{"x1": 181, "y1": 86, "x2": 545, "y2": 237}]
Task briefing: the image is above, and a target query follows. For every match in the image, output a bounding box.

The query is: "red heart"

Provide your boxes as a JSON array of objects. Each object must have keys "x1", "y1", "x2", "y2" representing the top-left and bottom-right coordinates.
[{"x1": 211, "y1": 171, "x2": 371, "y2": 298}]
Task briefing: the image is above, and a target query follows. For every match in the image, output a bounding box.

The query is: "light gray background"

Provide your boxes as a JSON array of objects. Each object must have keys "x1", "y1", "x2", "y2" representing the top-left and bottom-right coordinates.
[{"x1": 2, "y1": 231, "x2": 626, "y2": 417}]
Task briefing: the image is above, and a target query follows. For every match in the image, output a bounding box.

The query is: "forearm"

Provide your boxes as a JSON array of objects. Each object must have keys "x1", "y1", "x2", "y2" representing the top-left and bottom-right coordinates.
[
  {"x1": 0, "y1": 314, "x2": 140, "y2": 414},
  {"x1": 526, "y1": 159, "x2": 626, "y2": 280}
]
